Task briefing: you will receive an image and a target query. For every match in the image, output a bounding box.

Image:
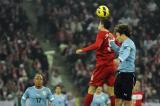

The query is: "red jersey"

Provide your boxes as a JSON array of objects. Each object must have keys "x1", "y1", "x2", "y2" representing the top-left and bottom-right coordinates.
[
  {"x1": 82, "y1": 30, "x2": 116, "y2": 66},
  {"x1": 132, "y1": 91, "x2": 144, "y2": 106}
]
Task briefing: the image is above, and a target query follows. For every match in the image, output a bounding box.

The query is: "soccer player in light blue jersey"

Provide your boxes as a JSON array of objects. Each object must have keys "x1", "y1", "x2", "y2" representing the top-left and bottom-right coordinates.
[
  {"x1": 53, "y1": 85, "x2": 68, "y2": 106},
  {"x1": 108, "y1": 24, "x2": 136, "y2": 106},
  {"x1": 21, "y1": 73, "x2": 54, "y2": 106},
  {"x1": 91, "y1": 87, "x2": 111, "y2": 106}
]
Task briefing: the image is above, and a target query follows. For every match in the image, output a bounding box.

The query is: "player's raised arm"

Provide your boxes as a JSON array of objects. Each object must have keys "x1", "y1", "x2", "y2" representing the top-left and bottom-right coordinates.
[
  {"x1": 108, "y1": 33, "x2": 120, "y2": 54},
  {"x1": 21, "y1": 88, "x2": 29, "y2": 106}
]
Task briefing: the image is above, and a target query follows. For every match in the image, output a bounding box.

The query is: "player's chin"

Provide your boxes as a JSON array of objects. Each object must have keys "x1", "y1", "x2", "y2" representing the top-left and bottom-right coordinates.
[{"x1": 36, "y1": 84, "x2": 42, "y2": 87}]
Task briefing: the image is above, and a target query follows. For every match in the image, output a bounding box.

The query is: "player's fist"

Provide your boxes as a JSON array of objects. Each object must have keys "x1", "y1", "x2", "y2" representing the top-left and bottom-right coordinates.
[
  {"x1": 108, "y1": 33, "x2": 115, "y2": 47},
  {"x1": 108, "y1": 33, "x2": 115, "y2": 41},
  {"x1": 76, "y1": 49, "x2": 83, "y2": 54},
  {"x1": 114, "y1": 59, "x2": 120, "y2": 68}
]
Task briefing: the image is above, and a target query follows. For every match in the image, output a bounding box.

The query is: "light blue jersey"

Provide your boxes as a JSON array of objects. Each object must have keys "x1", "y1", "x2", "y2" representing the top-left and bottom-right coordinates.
[
  {"x1": 110, "y1": 38, "x2": 136, "y2": 72},
  {"x1": 91, "y1": 92, "x2": 110, "y2": 106},
  {"x1": 53, "y1": 94, "x2": 68, "y2": 106},
  {"x1": 21, "y1": 86, "x2": 54, "y2": 106}
]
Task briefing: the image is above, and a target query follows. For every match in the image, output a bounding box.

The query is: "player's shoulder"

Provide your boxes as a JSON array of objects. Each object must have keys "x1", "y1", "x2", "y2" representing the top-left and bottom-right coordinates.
[
  {"x1": 101, "y1": 92, "x2": 109, "y2": 97},
  {"x1": 43, "y1": 86, "x2": 49, "y2": 89},
  {"x1": 24, "y1": 86, "x2": 34, "y2": 92},
  {"x1": 53, "y1": 93, "x2": 66, "y2": 98},
  {"x1": 98, "y1": 29, "x2": 110, "y2": 35},
  {"x1": 43, "y1": 86, "x2": 49, "y2": 90},
  {"x1": 62, "y1": 94, "x2": 66, "y2": 97},
  {"x1": 43, "y1": 86, "x2": 52, "y2": 92},
  {"x1": 123, "y1": 38, "x2": 135, "y2": 47},
  {"x1": 61, "y1": 94, "x2": 67, "y2": 99},
  {"x1": 27, "y1": 86, "x2": 34, "y2": 90},
  {"x1": 128, "y1": 38, "x2": 135, "y2": 44}
]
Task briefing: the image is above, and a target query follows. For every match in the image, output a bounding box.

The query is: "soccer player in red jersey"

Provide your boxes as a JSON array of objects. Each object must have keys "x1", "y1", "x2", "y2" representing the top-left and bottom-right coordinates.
[
  {"x1": 132, "y1": 81, "x2": 144, "y2": 106},
  {"x1": 76, "y1": 19, "x2": 118, "y2": 106}
]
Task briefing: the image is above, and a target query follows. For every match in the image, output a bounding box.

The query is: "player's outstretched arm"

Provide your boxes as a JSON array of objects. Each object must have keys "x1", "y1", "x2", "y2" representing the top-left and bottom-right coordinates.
[
  {"x1": 76, "y1": 49, "x2": 83, "y2": 54},
  {"x1": 76, "y1": 31, "x2": 104, "y2": 54},
  {"x1": 21, "y1": 88, "x2": 29, "y2": 106}
]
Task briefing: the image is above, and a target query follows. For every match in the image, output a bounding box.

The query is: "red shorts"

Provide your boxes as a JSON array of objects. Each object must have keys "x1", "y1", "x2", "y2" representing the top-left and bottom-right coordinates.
[{"x1": 89, "y1": 64, "x2": 116, "y2": 86}]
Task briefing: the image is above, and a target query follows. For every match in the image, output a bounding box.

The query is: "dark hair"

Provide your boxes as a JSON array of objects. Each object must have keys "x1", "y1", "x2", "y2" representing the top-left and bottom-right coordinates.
[
  {"x1": 54, "y1": 84, "x2": 62, "y2": 89},
  {"x1": 114, "y1": 24, "x2": 131, "y2": 37},
  {"x1": 34, "y1": 72, "x2": 46, "y2": 80},
  {"x1": 101, "y1": 19, "x2": 111, "y2": 29},
  {"x1": 34, "y1": 73, "x2": 44, "y2": 78}
]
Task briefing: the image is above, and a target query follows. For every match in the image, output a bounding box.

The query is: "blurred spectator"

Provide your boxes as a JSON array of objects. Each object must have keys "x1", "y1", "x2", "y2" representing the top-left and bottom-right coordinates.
[
  {"x1": 67, "y1": 92, "x2": 76, "y2": 106},
  {"x1": 50, "y1": 68, "x2": 62, "y2": 87}
]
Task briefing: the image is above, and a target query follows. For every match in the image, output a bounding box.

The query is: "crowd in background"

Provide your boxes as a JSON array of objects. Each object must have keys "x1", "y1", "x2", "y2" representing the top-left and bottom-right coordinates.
[
  {"x1": 35, "y1": 0, "x2": 160, "y2": 102},
  {"x1": 0, "y1": 0, "x2": 75, "y2": 105},
  {"x1": 0, "y1": 0, "x2": 160, "y2": 103},
  {"x1": 0, "y1": 0, "x2": 49, "y2": 100}
]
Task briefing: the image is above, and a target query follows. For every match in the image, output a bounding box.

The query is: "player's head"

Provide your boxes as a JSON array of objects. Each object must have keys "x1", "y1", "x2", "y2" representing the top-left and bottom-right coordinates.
[
  {"x1": 133, "y1": 81, "x2": 141, "y2": 91},
  {"x1": 55, "y1": 85, "x2": 62, "y2": 94},
  {"x1": 96, "y1": 87, "x2": 102, "y2": 94},
  {"x1": 114, "y1": 24, "x2": 131, "y2": 42},
  {"x1": 98, "y1": 19, "x2": 111, "y2": 30},
  {"x1": 34, "y1": 73, "x2": 43, "y2": 88}
]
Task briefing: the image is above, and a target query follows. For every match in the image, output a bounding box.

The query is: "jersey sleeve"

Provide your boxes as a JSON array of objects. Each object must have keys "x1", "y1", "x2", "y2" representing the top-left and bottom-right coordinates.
[
  {"x1": 47, "y1": 88, "x2": 54, "y2": 105},
  {"x1": 64, "y1": 95, "x2": 69, "y2": 106},
  {"x1": 118, "y1": 44, "x2": 131, "y2": 62},
  {"x1": 81, "y1": 31, "x2": 105, "y2": 52},
  {"x1": 109, "y1": 41, "x2": 120, "y2": 54},
  {"x1": 104, "y1": 94, "x2": 111, "y2": 104},
  {"x1": 21, "y1": 88, "x2": 29, "y2": 106}
]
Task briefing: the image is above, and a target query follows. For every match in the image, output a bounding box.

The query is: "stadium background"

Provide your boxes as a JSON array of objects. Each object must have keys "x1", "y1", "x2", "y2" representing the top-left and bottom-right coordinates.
[{"x1": 0, "y1": 0, "x2": 160, "y2": 105}]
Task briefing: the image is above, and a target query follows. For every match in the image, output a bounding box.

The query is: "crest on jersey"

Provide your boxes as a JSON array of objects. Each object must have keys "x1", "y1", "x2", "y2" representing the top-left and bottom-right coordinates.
[
  {"x1": 42, "y1": 91, "x2": 47, "y2": 96},
  {"x1": 101, "y1": 96, "x2": 105, "y2": 100}
]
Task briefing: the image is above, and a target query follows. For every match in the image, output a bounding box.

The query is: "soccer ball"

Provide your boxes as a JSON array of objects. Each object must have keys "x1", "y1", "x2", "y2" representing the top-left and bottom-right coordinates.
[{"x1": 96, "y1": 5, "x2": 110, "y2": 19}]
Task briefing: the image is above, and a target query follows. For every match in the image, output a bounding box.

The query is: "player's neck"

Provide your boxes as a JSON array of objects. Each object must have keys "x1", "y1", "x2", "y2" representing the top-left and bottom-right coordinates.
[
  {"x1": 122, "y1": 36, "x2": 128, "y2": 42},
  {"x1": 95, "y1": 92, "x2": 101, "y2": 95},
  {"x1": 56, "y1": 93, "x2": 61, "y2": 95},
  {"x1": 100, "y1": 27, "x2": 109, "y2": 32},
  {"x1": 35, "y1": 86, "x2": 43, "y2": 89}
]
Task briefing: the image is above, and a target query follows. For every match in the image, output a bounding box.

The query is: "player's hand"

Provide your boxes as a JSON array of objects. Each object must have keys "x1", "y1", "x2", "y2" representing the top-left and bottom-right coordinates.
[
  {"x1": 76, "y1": 49, "x2": 83, "y2": 54},
  {"x1": 114, "y1": 59, "x2": 120, "y2": 68},
  {"x1": 108, "y1": 33, "x2": 115, "y2": 41},
  {"x1": 108, "y1": 33, "x2": 115, "y2": 47}
]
